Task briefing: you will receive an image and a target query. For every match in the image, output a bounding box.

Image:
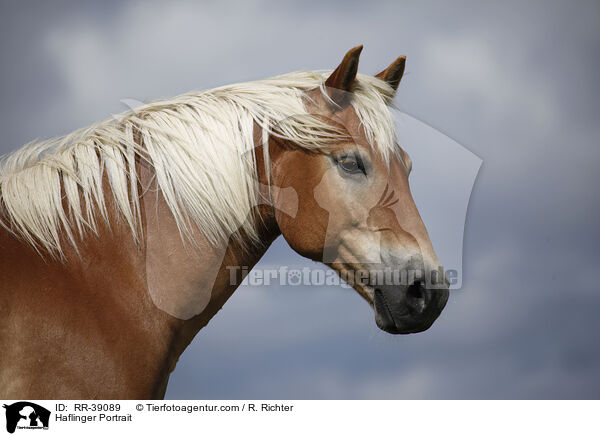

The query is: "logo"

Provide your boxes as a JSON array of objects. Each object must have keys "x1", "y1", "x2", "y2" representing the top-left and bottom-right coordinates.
[{"x1": 2, "y1": 402, "x2": 50, "y2": 434}]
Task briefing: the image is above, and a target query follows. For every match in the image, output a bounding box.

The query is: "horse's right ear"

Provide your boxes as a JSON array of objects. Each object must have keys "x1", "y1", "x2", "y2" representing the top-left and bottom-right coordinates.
[
  {"x1": 324, "y1": 45, "x2": 363, "y2": 105},
  {"x1": 375, "y1": 55, "x2": 406, "y2": 92}
]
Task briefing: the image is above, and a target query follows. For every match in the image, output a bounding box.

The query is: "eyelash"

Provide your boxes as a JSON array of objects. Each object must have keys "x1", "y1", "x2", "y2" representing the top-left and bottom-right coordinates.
[{"x1": 335, "y1": 153, "x2": 367, "y2": 175}]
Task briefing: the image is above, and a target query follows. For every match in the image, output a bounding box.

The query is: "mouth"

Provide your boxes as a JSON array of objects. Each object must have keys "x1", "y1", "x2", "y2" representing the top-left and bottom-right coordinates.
[
  {"x1": 327, "y1": 260, "x2": 449, "y2": 335},
  {"x1": 373, "y1": 283, "x2": 449, "y2": 334},
  {"x1": 373, "y1": 288, "x2": 397, "y2": 333}
]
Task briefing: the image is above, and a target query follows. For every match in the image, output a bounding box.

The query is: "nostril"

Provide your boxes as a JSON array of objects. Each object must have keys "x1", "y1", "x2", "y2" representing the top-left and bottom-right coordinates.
[
  {"x1": 407, "y1": 282, "x2": 424, "y2": 299},
  {"x1": 405, "y1": 281, "x2": 426, "y2": 314}
]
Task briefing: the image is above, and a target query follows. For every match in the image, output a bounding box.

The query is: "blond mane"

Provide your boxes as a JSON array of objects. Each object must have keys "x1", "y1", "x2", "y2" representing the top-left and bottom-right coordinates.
[{"x1": 0, "y1": 71, "x2": 399, "y2": 255}]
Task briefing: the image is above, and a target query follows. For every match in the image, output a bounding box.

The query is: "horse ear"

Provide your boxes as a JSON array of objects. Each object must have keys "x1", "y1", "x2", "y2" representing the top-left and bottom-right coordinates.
[
  {"x1": 324, "y1": 45, "x2": 363, "y2": 104},
  {"x1": 375, "y1": 55, "x2": 406, "y2": 92}
]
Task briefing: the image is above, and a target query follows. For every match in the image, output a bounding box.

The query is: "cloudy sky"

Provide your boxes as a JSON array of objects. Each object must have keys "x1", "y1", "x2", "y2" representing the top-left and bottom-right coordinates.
[{"x1": 1, "y1": 0, "x2": 599, "y2": 399}]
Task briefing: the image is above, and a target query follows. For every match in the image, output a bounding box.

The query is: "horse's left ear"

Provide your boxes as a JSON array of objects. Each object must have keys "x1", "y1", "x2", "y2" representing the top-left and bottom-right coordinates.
[
  {"x1": 324, "y1": 45, "x2": 363, "y2": 104},
  {"x1": 375, "y1": 55, "x2": 406, "y2": 92}
]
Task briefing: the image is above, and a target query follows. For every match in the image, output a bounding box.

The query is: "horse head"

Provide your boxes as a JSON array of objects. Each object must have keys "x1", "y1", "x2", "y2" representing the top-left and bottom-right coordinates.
[{"x1": 268, "y1": 47, "x2": 449, "y2": 334}]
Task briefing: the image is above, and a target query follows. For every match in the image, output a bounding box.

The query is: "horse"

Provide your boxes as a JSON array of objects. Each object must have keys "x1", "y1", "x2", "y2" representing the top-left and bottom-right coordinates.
[{"x1": 0, "y1": 46, "x2": 449, "y2": 399}]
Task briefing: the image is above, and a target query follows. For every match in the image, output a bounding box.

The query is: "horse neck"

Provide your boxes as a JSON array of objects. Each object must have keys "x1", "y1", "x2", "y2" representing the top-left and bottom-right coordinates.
[
  {"x1": 136, "y1": 134, "x2": 281, "y2": 391},
  {"x1": 0, "y1": 128, "x2": 281, "y2": 399}
]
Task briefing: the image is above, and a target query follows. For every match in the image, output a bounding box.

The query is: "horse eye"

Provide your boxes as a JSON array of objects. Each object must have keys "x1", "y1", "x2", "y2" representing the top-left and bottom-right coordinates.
[{"x1": 336, "y1": 154, "x2": 366, "y2": 175}]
